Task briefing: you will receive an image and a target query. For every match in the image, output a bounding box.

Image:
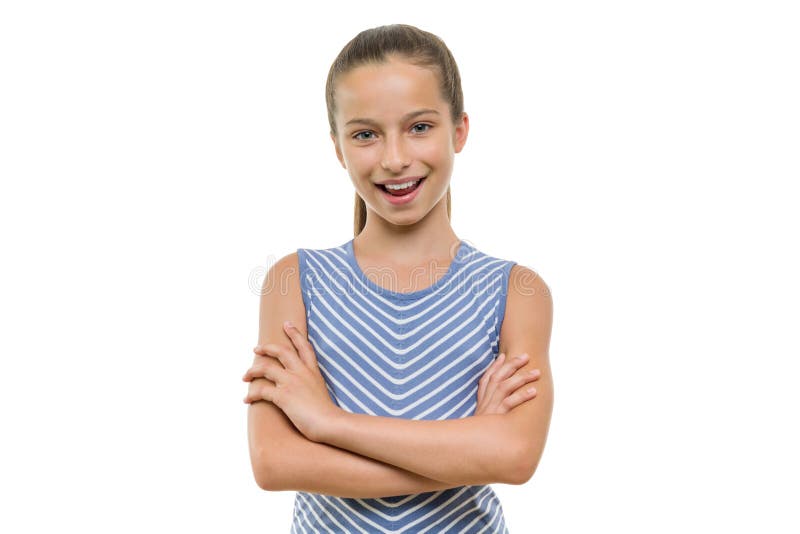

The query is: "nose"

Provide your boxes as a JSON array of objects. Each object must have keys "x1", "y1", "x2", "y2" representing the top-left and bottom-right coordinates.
[{"x1": 381, "y1": 133, "x2": 411, "y2": 173}]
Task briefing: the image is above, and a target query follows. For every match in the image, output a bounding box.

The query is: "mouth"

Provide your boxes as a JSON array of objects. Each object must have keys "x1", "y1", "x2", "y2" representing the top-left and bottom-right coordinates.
[
  {"x1": 375, "y1": 177, "x2": 427, "y2": 196},
  {"x1": 375, "y1": 176, "x2": 427, "y2": 205}
]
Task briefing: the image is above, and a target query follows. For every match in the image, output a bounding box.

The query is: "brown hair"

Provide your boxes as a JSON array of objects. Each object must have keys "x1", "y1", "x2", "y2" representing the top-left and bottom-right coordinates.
[{"x1": 325, "y1": 24, "x2": 464, "y2": 237}]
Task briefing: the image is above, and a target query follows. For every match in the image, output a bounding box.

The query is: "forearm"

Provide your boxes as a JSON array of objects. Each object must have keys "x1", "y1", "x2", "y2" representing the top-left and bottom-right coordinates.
[
  {"x1": 319, "y1": 412, "x2": 520, "y2": 486},
  {"x1": 249, "y1": 403, "x2": 458, "y2": 498},
  {"x1": 272, "y1": 435, "x2": 459, "y2": 498}
]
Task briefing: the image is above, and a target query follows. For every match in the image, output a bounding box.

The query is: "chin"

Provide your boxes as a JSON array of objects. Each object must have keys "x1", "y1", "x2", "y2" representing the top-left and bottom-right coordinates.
[{"x1": 381, "y1": 210, "x2": 427, "y2": 227}]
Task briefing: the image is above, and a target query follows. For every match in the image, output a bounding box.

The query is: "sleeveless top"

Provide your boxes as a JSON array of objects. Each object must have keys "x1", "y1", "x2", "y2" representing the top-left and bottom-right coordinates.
[{"x1": 291, "y1": 237, "x2": 517, "y2": 534}]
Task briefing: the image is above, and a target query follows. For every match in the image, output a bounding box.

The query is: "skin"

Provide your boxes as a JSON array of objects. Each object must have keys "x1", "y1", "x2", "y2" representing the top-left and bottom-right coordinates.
[
  {"x1": 245, "y1": 323, "x2": 541, "y2": 486},
  {"x1": 331, "y1": 54, "x2": 468, "y2": 287},
  {"x1": 244, "y1": 55, "x2": 551, "y2": 491},
  {"x1": 244, "y1": 325, "x2": 541, "y2": 437}
]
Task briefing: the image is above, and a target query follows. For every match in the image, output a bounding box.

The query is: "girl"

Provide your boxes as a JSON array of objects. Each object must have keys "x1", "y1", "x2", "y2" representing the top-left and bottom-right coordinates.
[{"x1": 243, "y1": 24, "x2": 553, "y2": 533}]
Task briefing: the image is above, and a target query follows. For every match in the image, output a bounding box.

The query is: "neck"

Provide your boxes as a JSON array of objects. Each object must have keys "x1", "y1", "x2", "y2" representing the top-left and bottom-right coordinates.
[{"x1": 354, "y1": 199, "x2": 460, "y2": 267}]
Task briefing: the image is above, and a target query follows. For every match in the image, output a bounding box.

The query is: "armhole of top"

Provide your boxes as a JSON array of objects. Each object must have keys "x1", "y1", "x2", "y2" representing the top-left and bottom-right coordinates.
[
  {"x1": 296, "y1": 248, "x2": 312, "y2": 327},
  {"x1": 495, "y1": 261, "x2": 517, "y2": 340}
]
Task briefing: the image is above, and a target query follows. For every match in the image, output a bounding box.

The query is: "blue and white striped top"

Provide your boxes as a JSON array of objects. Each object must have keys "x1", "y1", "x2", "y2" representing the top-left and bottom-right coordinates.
[{"x1": 291, "y1": 237, "x2": 517, "y2": 533}]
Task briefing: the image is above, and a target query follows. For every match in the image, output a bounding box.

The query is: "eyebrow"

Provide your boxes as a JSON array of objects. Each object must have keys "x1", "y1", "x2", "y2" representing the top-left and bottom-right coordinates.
[{"x1": 344, "y1": 109, "x2": 440, "y2": 127}]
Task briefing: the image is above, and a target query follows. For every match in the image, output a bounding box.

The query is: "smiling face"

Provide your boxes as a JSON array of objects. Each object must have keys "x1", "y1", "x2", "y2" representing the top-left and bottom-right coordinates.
[{"x1": 330, "y1": 55, "x2": 469, "y2": 228}]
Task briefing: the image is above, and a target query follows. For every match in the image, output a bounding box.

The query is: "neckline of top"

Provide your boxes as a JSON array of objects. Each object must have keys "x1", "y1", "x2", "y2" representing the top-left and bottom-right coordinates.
[{"x1": 344, "y1": 238, "x2": 469, "y2": 300}]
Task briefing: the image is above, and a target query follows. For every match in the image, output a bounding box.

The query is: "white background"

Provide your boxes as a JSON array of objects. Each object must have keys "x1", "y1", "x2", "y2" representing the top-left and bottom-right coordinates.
[{"x1": 1, "y1": 1, "x2": 798, "y2": 532}]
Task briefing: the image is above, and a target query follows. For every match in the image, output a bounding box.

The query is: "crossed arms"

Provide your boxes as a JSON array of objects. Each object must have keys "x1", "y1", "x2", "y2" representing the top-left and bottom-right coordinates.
[{"x1": 246, "y1": 252, "x2": 553, "y2": 497}]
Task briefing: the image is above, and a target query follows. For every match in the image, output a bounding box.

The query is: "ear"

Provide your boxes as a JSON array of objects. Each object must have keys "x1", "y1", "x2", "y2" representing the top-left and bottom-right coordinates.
[
  {"x1": 453, "y1": 112, "x2": 469, "y2": 154},
  {"x1": 330, "y1": 131, "x2": 346, "y2": 169}
]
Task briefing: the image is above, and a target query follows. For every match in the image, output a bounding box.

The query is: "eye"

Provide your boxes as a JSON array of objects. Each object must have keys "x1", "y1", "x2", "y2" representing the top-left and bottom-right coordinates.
[
  {"x1": 412, "y1": 123, "x2": 432, "y2": 134},
  {"x1": 353, "y1": 130, "x2": 375, "y2": 141}
]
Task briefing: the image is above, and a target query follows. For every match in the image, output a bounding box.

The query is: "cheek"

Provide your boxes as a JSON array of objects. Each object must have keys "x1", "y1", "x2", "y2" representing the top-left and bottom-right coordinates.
[
  {"x1": 416, "y1": 135, "x2": 453, "y2": 163},
  {"x1": 346, "y1": 154, "x2": 377, "y2": 188},
  {"x1": 419, "y1": 145, "x2": 452, "y2": 172},
  {"x1": 344, "y1": 147, "x2": 378, "y2": 170}
]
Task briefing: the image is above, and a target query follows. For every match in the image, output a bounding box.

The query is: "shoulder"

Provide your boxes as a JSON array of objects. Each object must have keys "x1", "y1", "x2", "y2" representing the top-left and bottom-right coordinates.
[
  {"x1": 262, "y1": 245, "x2": 333, "y2": 289},
  {"x1": 262, "y1": 251, "x2": 301, "y2": 295},
  {"x1": 261, "y1": 251, "x2": 304, "y2": 316},
  {"x1": 508, "y1": 264, "x2": 552, "y2": 302},
  {"x1": 499, "y1": 264, "x2": 553, "y2": 352},
  {"x1": 258, "y1": 252, "x2": 308, "y2": 343}
]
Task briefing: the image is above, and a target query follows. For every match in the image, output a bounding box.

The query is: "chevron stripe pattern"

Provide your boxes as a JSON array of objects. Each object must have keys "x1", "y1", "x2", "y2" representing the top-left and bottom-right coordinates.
[{"x1": 290, "y1": 238, "x2": 516, "y2": 533}]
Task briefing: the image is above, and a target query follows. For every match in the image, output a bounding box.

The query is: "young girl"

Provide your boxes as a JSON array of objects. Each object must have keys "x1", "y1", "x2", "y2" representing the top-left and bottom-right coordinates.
[{"x1": 243, "y1": 24, "x2": 553, "y2": 533}]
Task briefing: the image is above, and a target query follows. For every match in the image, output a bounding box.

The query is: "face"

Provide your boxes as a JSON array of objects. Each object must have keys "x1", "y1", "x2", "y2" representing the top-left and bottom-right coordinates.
[{"x1": 330, "y1": 56, "x2": 469, "y2": 227}]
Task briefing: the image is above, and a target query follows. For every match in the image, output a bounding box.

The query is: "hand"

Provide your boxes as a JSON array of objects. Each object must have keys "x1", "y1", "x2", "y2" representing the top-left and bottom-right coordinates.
[
  {"x1": 475, "y1": 352, "x2": 540, "y2": 416},
  {"x1": 242, "y1": 321, "x2": 340, "y2": 442}
]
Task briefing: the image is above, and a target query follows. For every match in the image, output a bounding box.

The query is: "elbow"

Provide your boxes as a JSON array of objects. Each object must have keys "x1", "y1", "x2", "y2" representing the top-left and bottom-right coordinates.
[
  {"x1": 254, "y1": 469, "x2": 277, "y2": 492},
  {"x1": 505, "y1": 441, "x2": 540, "y2": 485},
  {"x1": 251, "y1": 451, "x2": 283, "y2": 491},
  {"x1": 510, "y1": 457, "x2": 538, "y2": 486}
]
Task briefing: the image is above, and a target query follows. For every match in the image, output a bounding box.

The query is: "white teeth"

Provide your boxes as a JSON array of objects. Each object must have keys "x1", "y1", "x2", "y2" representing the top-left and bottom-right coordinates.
[{"x1": 385, "y1": 179, "x2": 420, "y2": 190}]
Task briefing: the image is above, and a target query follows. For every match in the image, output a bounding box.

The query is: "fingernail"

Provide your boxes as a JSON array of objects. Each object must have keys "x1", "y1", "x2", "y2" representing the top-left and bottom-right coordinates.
[{"x1": 284, "y1": 321, "x2": 293, "y2": 329}]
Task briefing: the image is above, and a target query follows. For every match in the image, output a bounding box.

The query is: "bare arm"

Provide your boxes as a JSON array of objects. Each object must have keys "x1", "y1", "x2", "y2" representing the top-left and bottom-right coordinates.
[
  {"x1": 296, "y1": 265, "x2": 549, "y2": 487},
  {"x1": 247, "y1": 252, "x2": 458, "y2": 497},
  {"x1": 497, "y1": 265, "x2": 554, "y2": 483},
  {"x1": 309, "y1": 265, "x2": 554, "y2": 487},
  {"x1": 317, "y1": 411, "x2": 521, "y2": 486},
  {"x1": 249, "y1": 399, "x2": 459, "y2": 497}
]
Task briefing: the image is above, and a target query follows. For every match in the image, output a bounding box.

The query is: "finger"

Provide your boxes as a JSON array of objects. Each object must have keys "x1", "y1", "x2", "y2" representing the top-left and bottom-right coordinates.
[
  {"x1": 242, "y1": 365, "x2": 260, "y2": 382},
  {"x1": 502, "y1": 368, "x2": 541, "y2": 391},
  {"x1": 494, "y1": 353, "x2": 528, "y2": 383},
  {"x1": 251, "y1": 352, "x2": 282, "y2": 368},
  {"x1": 521, "y1": 368, "x2": 541, "y2": 382},
  {"x1": 479, "y1": 353, "x2": 511, "y2": 411},
  {"x1": 484, "y1": 355, "x2": 529, "y2": 407},
  {"x1": 242, "y1": 360, "x2": 282, "y2": 383},
  {"x1": 243, "y1": 378, "x2": 277, "y2": 404},
  {"x1": 478, "y1": 352, "x2": 504, "y2": 401},
  {"x1": 283, "y1": 321, "x2": 317, "y2": 368},
  {"x1": 255, "y1": 342, "x2": 297, "y2": 371},
  {"x1": 253, "y1": 344, "x2": 282, "y2": 356},
  {"x1": 501, "y1": 386, "x2": 537, "y2": 411},
  {"x1": 481, "y1": 352, "x2": 505, "y2": 384},
  {"x1": 243, "y1": 354, "x2": 282, "y2": 381},
  {"x1": 496, "y1": 366, "x2": 540, "y2": 398}
]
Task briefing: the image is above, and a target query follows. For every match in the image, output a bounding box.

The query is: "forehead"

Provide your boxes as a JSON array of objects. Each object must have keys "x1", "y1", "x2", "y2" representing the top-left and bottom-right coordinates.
[{"x1": 335, "y1": 58, "x2": 445, "y2": 123}]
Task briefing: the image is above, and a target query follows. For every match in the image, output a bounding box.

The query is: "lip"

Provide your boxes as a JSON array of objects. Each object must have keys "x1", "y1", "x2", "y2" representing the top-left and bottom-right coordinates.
[
  {"x1": 375, "y1": 176, "x2": 426, "y2": 186},
  {"x1": 376, "y1": 176, "x2": 426, "y2": 205}
]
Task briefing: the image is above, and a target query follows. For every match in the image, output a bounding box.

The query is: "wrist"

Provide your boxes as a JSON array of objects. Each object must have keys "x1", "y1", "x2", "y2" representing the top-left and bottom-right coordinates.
[{"x1": 315, "y1": 406, "x2": 348, "y2": 443}]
